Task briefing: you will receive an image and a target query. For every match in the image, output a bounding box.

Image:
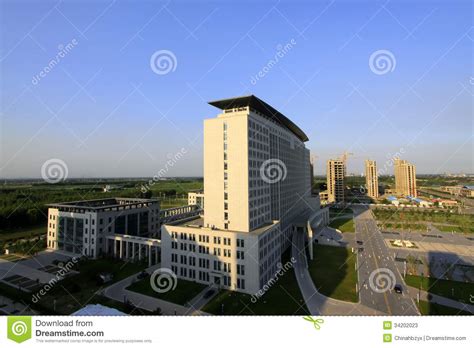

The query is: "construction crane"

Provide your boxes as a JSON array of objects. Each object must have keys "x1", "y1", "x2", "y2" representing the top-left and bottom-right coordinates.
[
  {"x1": 327, "y1": 151, "x2": 355, "y2": 163},
  {"x1": 340, "y1": 151, "x2": 354, "y2": 163}
]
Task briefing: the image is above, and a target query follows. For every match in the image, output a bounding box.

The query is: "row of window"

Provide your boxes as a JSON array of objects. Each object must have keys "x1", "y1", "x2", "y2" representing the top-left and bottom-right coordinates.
[{"x1": 171, "y1": 265, "x2": 245, "y2": 290}]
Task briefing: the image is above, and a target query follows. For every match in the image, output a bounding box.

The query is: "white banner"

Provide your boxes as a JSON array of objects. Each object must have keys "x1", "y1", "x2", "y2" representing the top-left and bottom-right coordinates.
[{"x1": 0, "y1": 316, "x2": 472, "y2": 347}]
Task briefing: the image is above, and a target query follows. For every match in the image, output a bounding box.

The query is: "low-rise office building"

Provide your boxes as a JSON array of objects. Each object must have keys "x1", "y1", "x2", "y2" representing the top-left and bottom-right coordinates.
[{"x1": 47, "y1": 198, "x2": 160, "y2": 259}]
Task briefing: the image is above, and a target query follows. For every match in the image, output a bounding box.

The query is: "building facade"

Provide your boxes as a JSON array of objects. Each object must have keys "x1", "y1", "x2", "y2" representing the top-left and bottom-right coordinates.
[
  {"x1": 188, "y1": 191, "x2": 205, "y2": 209},
  {"x1": 326, "y1": 159, "x2": 345, "y2": 203},
  {"x1": 47, "y1": 198, "x2": 160, "y2": 259},
  {"x1": 365, "y1": 159, "x2": 379, "y2": 199},
  {"x1": 394, "y1": 159, "x2": 417, "y2": 197},
  {"x1": 162, "y1": 95, "x2": 325, "y2": 295}
]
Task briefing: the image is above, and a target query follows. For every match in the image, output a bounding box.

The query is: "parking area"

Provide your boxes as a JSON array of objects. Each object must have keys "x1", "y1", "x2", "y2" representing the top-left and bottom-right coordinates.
[{"x1": 0, "y1": 250, "x2": 80, "y2": 292}]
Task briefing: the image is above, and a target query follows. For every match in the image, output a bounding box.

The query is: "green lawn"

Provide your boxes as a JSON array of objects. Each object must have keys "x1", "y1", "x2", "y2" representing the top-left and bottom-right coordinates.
[
  {"x1": 433, "y1": 224, "x2": 472, "y2": 233},
  {"x1": 203, "y1": 250, "x2": 307, "y2": 315},
  {"x1": 372, "y1": 209, "x2": 474, "y2": 234},
  {"x1": 127, "y1": 276, "x2": 206, "y2": 306},
  {"x1": 0, "y1": 225, "x2": 46, "y2": 242},
  {"x1": 40, "y1": 258, "x2": 146, "y2": 314},
  {"x1": 405, "y1": 275, "x2": 474, "y2": 304},
  {"x1": 308, "y1": 244, "x2": 358, "y2": 302},
  {"x1": 418, "y1": 300, "x2": 471, "y2": 315},
  {"x1": 0, "y1": 254, "x2": 28, "y2": 262},
  {"x1": 160, "y1": 198, "x2": 189, "y2": 209},
  {"x1": 329, "y1": 207, "x2": 353, "y2": 216},
  {"x1": 329, "y1": 217, "x2": 355, "y2": 233}
]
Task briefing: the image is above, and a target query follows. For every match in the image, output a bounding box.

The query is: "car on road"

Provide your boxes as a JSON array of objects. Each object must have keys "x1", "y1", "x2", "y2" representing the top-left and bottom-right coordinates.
[
  {"x1": 203, "y1": 289, "x2": 215, "y2": 299},
  {"x1": 356, "y1": 240, "x2": 363, "y2": 245},
  {"x1": 358, "y1": 247, "x2": 364, "y2": 252},
  {"x1": 137, "y1": 271, "x2": 149, "y2": 280},
  {"x1": 394, "y1": 284, "x2": 403, "y2": 294}
]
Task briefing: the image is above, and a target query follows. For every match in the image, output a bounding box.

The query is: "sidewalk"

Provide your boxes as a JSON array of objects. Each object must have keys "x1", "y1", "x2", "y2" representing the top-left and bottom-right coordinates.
[{"x1": 101, "y1": 265, "x2": 207, "y2": 315}]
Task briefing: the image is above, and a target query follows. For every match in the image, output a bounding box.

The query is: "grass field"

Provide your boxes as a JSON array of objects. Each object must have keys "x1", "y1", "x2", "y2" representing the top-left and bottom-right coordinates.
[
  {"x1": 373, "y1": 209, "x2": 474, "y2": 234},
  {"x1": 0, "y1": 225, "x2": 46, "y2": 242},
  {"x1": 417, "y1": 300, "x2": 471, "y2": 315},
  {"x1": 41, "y1": 258, "x2": 146, "y2": 314},
  {"x1": 127, "y1": 276, "x2": 207, "y2": 306},
  {"x1": 308, "y1": 244, "x2": 358, "y2": 302},
  {"x1": 329, "y1": 217, "x2": 355, "y2": 233},
  {"x1": 329, "y1": 207, "x2": 353, "y2": 216},
  {"x1": 378, "y1": 222, "x2": 426, "y2": 231},
  {"x1": 405, "y1": 275, "x2": 474, "y2": 304},
  {"x1": 203, "y1": 250, "x2": 307, "y2": 315}
]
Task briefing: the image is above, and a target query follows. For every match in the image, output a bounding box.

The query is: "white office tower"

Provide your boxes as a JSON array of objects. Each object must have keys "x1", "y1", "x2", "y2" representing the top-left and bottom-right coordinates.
[{"x1": 162, "y1": 96, "x2": 327, "y2": 295}]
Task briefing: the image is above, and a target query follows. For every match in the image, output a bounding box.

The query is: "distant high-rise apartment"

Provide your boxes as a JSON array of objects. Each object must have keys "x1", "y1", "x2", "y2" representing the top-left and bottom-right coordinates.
[
  {"x1": 161, "y1": 95, "x2": 327, "y2": 295},
  {"x1": 365, "y1": 160, "x2": 379, "y2": 199},
  {"x1": 394, "y1": 159, "x2": 417, "y2": 197},
  {"x1": 327, "y1": 159, "x2": 345, "y2": 203}
]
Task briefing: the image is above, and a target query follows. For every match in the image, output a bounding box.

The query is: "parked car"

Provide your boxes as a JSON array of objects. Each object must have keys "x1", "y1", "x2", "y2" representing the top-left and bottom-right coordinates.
[
  {"x1": 356, "y1": 240, "x2": 363, "y2": 245},
  {"x1": 97, "y1": 272, "x2": 114, "y2": 284}
]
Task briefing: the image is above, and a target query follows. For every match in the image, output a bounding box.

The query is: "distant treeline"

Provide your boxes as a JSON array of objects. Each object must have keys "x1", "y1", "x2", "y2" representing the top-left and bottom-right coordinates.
[{"x1": 0, "y1": 179, "x2": 203, "y2": 231}]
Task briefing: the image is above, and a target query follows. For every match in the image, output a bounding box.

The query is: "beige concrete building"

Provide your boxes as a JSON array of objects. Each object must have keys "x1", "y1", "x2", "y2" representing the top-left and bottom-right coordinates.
[
  {"x1": 161, "y1": 95, "x2": 327, "y2": 295},
  {"x1": 394, "y1": 159, "x2": 417, "y2": 197},
  {"x1": 47, "y1": 198, "x2": 161, "y2": 260},
  {"x1": 365, "y1": 160, "x2": 379, "y2": 199},
  {"x1": 187, "y1": 190, "x2": 204, "y2": 209},
  {"x1": 326, "y1": 159, "x2": 345, "y2": 203}
]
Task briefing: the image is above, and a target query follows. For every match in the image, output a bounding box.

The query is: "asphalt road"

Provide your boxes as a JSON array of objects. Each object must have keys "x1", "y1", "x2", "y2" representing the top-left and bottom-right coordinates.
[{"x1": 353, "y1": 206, "x2": 419, "y2": 315}]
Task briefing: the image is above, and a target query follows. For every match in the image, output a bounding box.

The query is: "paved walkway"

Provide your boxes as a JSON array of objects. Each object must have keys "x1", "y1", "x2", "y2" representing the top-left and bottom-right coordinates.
[
  {"x1": 0, "y1": 295, "x2": 38, "y2": 315},
  {"x1": 101, "y1": 265, "x2": 207, "y2": 315},
  {"x1": 0, "y1": 259, "x2": 58, "y2": 285},
  {"x1": 292, "y1": 228, "x2": 383, "y2": 315}
]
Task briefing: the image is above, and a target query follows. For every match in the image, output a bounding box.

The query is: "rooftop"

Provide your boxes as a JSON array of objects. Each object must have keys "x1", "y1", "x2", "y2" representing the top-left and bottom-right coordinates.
[
  {"x1": 166, "y1": 216, "x2": 279, "y2": 236},
  {"x1": 47, "y1": 197, "x2": 159, "y2": 210},
  {"x1": 208, "y1": 95, "x2": 309, "y2": 142}
]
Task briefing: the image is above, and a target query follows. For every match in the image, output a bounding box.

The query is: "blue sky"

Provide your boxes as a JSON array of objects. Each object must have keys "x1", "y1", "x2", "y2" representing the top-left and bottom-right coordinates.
[{"x1": 1, "y1": 0, "x2": 472, "y2": 178}]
